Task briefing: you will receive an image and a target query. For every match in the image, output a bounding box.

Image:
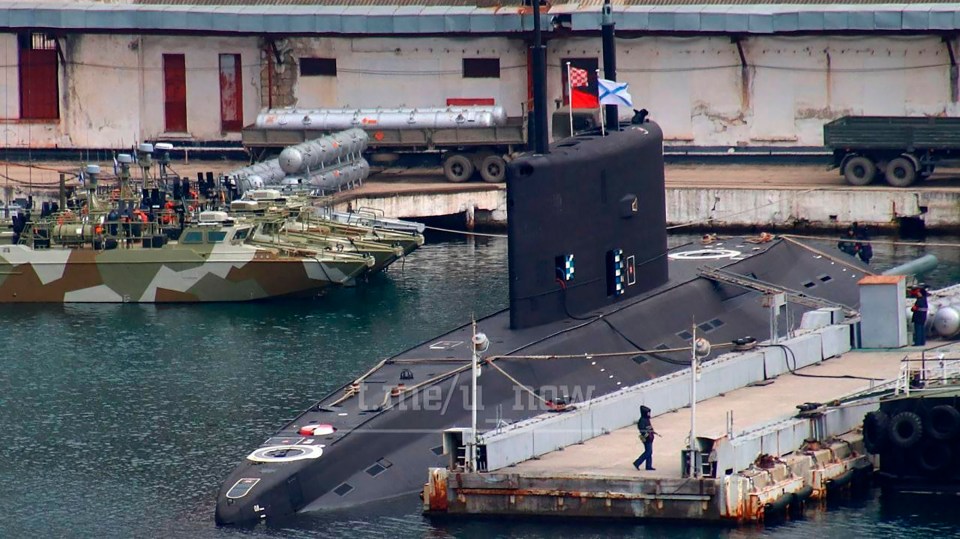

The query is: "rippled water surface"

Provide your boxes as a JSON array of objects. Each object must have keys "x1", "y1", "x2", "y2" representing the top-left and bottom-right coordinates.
[{"x1": 1, "y1": 232, "x2": 959, "y2": 538}]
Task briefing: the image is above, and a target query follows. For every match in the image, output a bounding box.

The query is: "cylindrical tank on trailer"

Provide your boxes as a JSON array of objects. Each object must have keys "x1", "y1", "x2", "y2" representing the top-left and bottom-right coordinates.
[{"x1": 255, "y1": 106, "x2": 508, "y2": 131}]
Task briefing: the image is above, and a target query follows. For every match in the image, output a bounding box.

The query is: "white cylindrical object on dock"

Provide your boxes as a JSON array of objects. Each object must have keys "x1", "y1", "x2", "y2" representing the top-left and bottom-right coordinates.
[
  {"x1": 278, "y1": 129, "x2": 368, "y2": 174},
  {"x1": 229, "y1": 159, "x2": 285, "y2": 184},
  {"x1": 306, "y1": 158, "x2": 370, "y2": 192},
  {"x1": 255, "y1": 106, "x2": 508, "y2": 131},
  {"x1": 932, "y1": 303, "x2": 960, "y2": 338}
]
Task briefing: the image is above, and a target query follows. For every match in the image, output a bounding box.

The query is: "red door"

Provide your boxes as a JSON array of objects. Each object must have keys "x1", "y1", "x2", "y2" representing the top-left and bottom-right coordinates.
[
  {"x1": 163, "y1": 54, "x2": 187, "y2": 132},
  {"x1": 219, "y1": 54, "x2": 242, "y2": 131},
  {"x1": 19, "y1": 48, "x2": 59, "y2": 120}
]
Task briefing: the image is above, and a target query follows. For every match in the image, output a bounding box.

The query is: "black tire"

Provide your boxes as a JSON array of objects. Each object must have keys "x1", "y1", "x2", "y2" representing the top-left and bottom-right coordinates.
[
  {"x1": 863, "y1": 410, "x2": 889, "y2": 453},
  {"x1": 479, "y1": 155, "x2": 507, "y2": 183},
  {"x1": 928, "y1": 405, "x2": 960, "y2": 440},
  {"x1": 918, "y1": 441, "x2": 953, "y2": 474},
  {"x1": 885, "y1": 157, "x2": 917, "y2": 187},
  {"x1": 443, "y1": 154, "x2": 474, "y2": 183},
  {"x1": 843, "y1": 156, "x2": 876, "y2": 186},
  {"x1": 889, "y1": 411, "x2": 923, "y2": 449}
]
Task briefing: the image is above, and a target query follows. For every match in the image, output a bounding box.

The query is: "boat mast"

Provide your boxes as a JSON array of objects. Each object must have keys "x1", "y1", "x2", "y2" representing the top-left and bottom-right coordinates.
[
  {"x1": 531, "y1": 0, "x2": 548, "y2": 155},
  {"x1": 601, "y1": 0, "x2": 618, "y2": 132}
]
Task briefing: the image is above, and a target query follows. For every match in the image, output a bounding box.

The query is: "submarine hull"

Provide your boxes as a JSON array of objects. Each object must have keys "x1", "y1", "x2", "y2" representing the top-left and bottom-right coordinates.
[{"x1": 214, "y1": 126, "x2": 869, "y2": 525}]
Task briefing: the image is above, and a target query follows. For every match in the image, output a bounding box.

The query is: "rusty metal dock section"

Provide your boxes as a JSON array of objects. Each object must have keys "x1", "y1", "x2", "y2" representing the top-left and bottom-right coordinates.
[{"x1": 423, "y1": 321, "x2": 934, "y2": 523}]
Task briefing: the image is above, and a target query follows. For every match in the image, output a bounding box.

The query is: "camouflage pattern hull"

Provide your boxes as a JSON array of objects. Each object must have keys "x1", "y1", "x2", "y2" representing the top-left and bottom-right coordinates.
[{"x1": 0, "y1": 244, "x2": 366, "y2": 303}]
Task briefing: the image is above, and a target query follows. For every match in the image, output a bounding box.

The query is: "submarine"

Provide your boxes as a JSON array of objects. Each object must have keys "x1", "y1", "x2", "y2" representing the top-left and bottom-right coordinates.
[{"x1": 214, "y1": 2, "x2": 870, "y2": 526}]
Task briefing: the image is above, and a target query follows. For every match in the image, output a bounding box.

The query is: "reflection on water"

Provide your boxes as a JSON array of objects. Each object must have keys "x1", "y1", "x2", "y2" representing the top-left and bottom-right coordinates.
[{"x1": 1, "y1": 231, "x2": 959, "y2": 538}]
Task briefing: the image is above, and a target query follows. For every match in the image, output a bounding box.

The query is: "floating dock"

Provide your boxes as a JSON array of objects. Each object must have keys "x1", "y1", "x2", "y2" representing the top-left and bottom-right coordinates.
[{"x1": 423, "y1": 321, "x2": 945, "y2": 523}]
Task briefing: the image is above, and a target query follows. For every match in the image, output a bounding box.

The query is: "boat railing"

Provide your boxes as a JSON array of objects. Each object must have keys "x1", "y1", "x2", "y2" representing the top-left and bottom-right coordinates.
[
  {"x1": 20, "y1": 213, "x2": 168, "y2": 250},
  {"x1": 895, "y1": 348, "x2": 960, "y2": 396}
]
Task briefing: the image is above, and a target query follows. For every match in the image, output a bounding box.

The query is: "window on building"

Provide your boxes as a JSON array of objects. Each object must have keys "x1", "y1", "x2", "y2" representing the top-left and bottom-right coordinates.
[
  {"x1": 463, "y1": 58, "x2": 500, "y2": 79},
  {"x1": 300, "y1": 58, "x2": 337, "y2": 77},
  {"x1": 18, "y1": 32, "x2": 59, "y2": 120}
]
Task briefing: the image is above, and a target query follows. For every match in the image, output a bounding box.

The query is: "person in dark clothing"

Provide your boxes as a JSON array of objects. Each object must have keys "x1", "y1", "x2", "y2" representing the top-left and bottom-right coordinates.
[
  {"x1": 632, "y1": 405, "x2": 657, "y2": 471},
  {"x1": 854, "y1": 224, "x2": 873, "y2": 264},
  {"x1": 838, "y1": 227, "x2": 859, "y2": 257},
  {"x1": 911, "y1": 286, "x2": 929, "y2": 346}
]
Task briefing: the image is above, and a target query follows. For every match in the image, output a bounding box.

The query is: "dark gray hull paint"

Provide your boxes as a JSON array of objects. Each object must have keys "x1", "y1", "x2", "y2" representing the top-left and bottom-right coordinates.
[{"x1": 214, "y1": 238, "x2": 868, "y2": 524}]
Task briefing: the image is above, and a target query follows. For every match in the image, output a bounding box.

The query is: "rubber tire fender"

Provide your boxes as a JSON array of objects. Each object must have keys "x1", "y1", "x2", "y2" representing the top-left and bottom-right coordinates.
[
  {"x1": 918, "y1": 440, "x2": 953, "y2": 474},
  {"x1": 863, "y1": 410, "x2": 889, "y2": 453},
  {"x1": 927, "y1": 405, "x2": 960, "y2": 441},
  {"x1": 889, "y1": 411, "x2": 923, "y2": 449},
  {"x1": 843, "y1": 155, "x2": 877, "y2": 186}
]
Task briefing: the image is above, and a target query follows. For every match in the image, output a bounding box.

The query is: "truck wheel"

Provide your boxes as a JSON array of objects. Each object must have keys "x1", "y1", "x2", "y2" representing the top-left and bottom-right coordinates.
[
  {"x1": 886, "y1": 157, "x2": 917, "y2": 187},
  {"x1": 443, "y1": 154, "x2": 474, "y2": 183},
  {"x1": 843, "y1": 156, "x2": 876, "y2": 186},
  {"x1": 479, "y1": 155, "x2": 507, "y2": 183}
]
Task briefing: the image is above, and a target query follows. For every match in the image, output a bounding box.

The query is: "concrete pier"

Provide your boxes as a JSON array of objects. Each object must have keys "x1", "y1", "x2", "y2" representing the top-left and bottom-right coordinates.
[
  {"x1": 423, "y1": 343, "x2": 925, "y2": 523},
  {"x1": 329, "y1": 174, "x2": 960, "y2": 233}
]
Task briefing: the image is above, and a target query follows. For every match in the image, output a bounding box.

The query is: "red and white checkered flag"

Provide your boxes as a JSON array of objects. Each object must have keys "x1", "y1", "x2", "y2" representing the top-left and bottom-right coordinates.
[{"x1": 569, "y1": 66, "x2": 588, "y2": 88}]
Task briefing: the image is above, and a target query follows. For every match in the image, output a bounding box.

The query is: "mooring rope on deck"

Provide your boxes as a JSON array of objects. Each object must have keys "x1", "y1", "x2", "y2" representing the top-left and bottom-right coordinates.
[
  {"x1": 422, "y1": 225, "x2": 507, "y2": 238},
  {"x1": 781, "y1": 233, "x2": 960, "y2": 249}
]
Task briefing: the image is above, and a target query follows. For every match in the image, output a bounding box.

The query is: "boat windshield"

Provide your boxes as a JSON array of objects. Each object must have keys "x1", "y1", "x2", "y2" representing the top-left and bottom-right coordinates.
[
  {"x1": 232, "y1": 227, "x2": 250, "y2": 243},
  {"x1": 181, "y1": 231, "x2": 204, "y2": 244}
]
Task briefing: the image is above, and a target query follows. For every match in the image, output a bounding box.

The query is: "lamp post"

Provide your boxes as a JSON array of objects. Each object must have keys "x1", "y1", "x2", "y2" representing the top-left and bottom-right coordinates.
[
  {"x1": 468, "y1": 320, "x2": 489, "y2": 473},
  {"x1": 689, "y1": 323, "x2": 698, "y2": 478}
]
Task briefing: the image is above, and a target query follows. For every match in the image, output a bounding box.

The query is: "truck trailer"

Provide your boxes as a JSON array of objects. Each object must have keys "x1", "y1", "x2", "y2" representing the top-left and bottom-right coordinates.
[
  {"x1": 241, "y1": 106, "x2": 526, "y2": 183},
  {"x1": 824, "y1": 115, "x2": 960, "y2": 187}
]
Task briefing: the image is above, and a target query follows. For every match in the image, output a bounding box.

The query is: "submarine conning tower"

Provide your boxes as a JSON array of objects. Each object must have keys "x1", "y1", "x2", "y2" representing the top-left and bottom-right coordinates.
[
  {"x1": 506, "y1": 0, "x2": 668, "y2": 330},
  {"x1": 505, "y1": 121, "x2": 669, "y2": 330}
]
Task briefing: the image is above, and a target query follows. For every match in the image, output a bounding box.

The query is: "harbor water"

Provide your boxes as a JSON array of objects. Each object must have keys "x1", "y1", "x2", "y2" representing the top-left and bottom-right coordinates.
[{"x1": 3, "y1": 232, "x2": 960, "y2": 538}]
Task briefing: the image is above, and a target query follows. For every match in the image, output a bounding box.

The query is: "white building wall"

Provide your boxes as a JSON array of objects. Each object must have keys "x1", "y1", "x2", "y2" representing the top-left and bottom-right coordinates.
[
  {"x1": 289, "y1": 37, "x2": 528, "y2": 116},
  {"x1": 139, "y1": 35, "x2": 261, "y2": 142},
  {"x1": 0, "y1": 31, "x2": 955, "y2": 150},
  {"x1": 613, "y1": 37, "x2": 745, "y2": 143},
  {"x1": 0, "y1": 33, "x2": 260, "y2": 148},
  {"x1": 61, "y1": 34, "x2": 141, "y2": 149}
]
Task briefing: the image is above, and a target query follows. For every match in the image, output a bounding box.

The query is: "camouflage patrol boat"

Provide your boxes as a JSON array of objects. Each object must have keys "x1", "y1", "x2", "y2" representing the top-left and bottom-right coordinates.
[
  {"x1": 251, "y1": 219, "x2": 407, "y2": 274},
  {"x1": 0, "y1": 210, "x2": 374, "y2": 303},
  {"x1": 230, "y1": 190, "x2": 424, "y2": 265}
]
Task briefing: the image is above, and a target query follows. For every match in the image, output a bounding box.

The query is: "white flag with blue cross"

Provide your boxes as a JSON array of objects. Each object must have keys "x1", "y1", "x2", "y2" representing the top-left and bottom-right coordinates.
[{"x1": 598, "y1": 78, "x2": 633, "y2": 108}]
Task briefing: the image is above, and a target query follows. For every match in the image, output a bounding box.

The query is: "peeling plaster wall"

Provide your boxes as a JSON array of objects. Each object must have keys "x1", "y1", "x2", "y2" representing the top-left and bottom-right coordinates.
[
  {"x1": 0, "y1": 31, "x2": 956, "y2": 150},
  {"x1": 139, "y1": 35, "x2": 261, "y2": 142},
  {"x1": 611, "y1": 36, "x2": 745, "y2": 143},
  {"x1": 287, "y1": 37, "x2": 528, "y2": 115},
  {"x1": 61, "y1": 34, "x2": 140, "y2": 149},
  {"x1": 0, "y1": 33, "x2": 260, "y2": 148}
]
